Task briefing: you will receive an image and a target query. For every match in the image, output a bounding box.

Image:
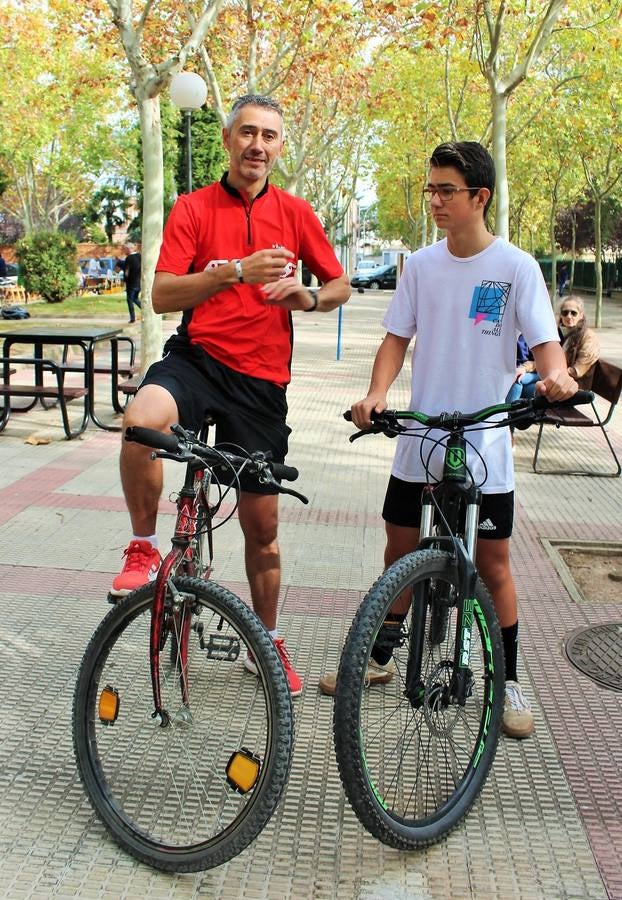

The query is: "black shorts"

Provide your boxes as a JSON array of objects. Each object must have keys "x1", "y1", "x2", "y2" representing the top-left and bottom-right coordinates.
[
  {"x1": 139, "y1": 336, "x2": 290, "y2": 495},
  {"x1": 382, "y1": 476, "x2": 514, "y2": 540}
]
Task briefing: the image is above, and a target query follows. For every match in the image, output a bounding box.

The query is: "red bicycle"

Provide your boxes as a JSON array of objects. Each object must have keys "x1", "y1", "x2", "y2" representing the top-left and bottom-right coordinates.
[{"x1": 72, "y1": 419, "x2": 307, "y2": 872}]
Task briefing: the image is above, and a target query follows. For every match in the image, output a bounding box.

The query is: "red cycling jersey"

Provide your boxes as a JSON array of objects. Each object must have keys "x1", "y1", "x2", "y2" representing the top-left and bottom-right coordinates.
[{"x1": 156, "y1": 174, "x2": 344, "y2": 386}]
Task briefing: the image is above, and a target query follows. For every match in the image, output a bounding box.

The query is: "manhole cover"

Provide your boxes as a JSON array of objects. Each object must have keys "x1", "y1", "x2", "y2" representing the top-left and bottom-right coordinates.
[{"x1": 565, "y1": 623, "x2": 622, "y2": 691}]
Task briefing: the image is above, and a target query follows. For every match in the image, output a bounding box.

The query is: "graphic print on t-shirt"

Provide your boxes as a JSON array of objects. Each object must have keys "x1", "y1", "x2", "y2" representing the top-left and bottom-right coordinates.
[{"x1": 468, "y1": 280, "x2": 511, "y2": 334}]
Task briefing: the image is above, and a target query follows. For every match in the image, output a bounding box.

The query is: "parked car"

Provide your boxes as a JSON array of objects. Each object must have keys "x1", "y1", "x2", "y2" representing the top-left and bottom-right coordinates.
[{"x1": 350, "y1": 263, "x2": 397, "y2": 292}]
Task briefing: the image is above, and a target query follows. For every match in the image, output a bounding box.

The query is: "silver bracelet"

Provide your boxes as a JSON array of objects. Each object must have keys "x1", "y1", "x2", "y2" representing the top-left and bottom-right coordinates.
[{"x1": 234, "y1": 259, "x2": 244, "y2": 283}]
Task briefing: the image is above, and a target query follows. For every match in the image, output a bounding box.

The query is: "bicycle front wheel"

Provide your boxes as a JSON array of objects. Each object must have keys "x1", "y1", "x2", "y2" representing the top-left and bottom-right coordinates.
[
  {"x1": 73, "y1": 577, "x2": 293, "y2": 872},
  {"x1": 334, "y1": 548, "x2": 504, "y2": 849}
]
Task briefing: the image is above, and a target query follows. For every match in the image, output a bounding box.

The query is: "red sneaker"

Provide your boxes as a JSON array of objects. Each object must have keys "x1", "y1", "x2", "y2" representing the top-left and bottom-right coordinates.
[
  {"x1": 244, "y1": 639, "x2": 303, "y2": 697},
  {"x1": 110, "y1": 540, "x2": 161, "y2": 597},
  {"x1": 274, "y1": 638, "x2": 303, "y2": 697}
]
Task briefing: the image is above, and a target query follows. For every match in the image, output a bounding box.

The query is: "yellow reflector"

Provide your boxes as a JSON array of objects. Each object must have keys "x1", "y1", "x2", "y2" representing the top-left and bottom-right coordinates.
[
  {"x1": 226, "y1": 748, "x2": 261, "y2": 794},
  {"x1": 98, "y1": 685, "x2": 120, "y2": 724}
]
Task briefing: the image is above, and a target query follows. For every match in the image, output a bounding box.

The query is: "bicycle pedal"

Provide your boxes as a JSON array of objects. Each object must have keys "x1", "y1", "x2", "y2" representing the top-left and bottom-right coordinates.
[
  {"x1": 202, "y1": 633, "x2": 241, "y2": 661},
  {"x1": 376, "y1": 621, "x2": 405, "y2": 652}
]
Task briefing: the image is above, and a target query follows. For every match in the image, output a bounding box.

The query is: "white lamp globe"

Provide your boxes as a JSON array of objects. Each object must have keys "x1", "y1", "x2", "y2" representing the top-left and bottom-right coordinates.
[{"x1": 170, "y1": 72, "x2": 208, "y2": 111}]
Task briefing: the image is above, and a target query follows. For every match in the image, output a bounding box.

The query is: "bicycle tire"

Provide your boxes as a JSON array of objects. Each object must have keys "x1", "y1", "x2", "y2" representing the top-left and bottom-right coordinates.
[
  {"x1": 334, "y1": 548, "x2": 504, "y2": 849},
  {"x1": 73, "y1": 576, "x2": 293, "y2": 872}
]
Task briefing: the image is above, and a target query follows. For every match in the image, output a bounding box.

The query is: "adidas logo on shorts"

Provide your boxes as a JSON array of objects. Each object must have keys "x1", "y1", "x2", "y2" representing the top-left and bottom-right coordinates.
[{"x1": 478, "y1": 518, "x2": 496, "y2": 531}]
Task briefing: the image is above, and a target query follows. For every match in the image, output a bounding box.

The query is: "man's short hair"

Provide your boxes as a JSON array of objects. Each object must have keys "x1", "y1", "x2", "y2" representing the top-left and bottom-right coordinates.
[
  {"x1": 226, "y1": 94, "x2": 284, "y2": 134},
  {"x1": 430, "y1": 141, "x2": 495, "y2": 217}
]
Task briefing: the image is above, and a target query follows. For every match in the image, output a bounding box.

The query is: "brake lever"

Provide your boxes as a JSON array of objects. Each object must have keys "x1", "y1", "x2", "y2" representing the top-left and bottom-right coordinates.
[
  {"x1": 279, "y1": 485, "x2": 309, "y2": 504},
  {"x1": 349, "y1": 429, "x2": 372, "y2": 443},
  {"x1": 349, "y1": 422, "x2": 402, "y2": 443},
  {"x1": 150, "y1": 449, "x2": 193, "y2": 463}
]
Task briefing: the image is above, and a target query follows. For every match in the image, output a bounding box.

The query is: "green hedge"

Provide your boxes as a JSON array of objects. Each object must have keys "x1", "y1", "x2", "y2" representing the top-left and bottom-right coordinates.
[
  {"x1": 16, "y1": 231, "x2": 78, "y2": 303},
  {"x1": 537, "y1": 258, "x2": 621, "y2": 292}
]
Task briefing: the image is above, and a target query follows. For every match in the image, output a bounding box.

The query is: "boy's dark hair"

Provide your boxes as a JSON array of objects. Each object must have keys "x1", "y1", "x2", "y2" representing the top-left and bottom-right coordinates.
[
  {"x1": 226, "y1": 95, "x2": 284, "y2": 133},
  {"x1": 430, "y1": 141, "x2": 495, "y2": 218}
]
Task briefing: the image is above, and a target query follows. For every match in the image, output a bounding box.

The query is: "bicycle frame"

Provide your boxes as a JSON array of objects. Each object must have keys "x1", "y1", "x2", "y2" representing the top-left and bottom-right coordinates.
[
  {"x1": 150, "y1": 423, "x2": 215, "y2": 724},
  {"x1": 122, "y1": 415, "x2": 307, "y2": 727},
  {"x1": 407, "y1": 430, "x2": 483, "y2": 708}
]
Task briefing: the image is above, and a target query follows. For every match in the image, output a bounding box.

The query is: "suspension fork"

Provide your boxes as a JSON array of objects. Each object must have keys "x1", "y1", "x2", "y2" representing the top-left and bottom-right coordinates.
[
  {"x1": 404, "y1": 487, "x2": 436, "y2": 705},
  {"x1": 406, "y1": 442, "x2": 483, "y2": 706},
  {"x1": 448, "y1": 537, "x2": 479, "y2": 704}
]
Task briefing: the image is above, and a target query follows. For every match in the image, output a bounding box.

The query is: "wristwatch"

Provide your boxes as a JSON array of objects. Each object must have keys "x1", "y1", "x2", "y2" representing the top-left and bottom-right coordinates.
[{"x1": 305, "y1": 288, "x2": 319, "y2": 312}]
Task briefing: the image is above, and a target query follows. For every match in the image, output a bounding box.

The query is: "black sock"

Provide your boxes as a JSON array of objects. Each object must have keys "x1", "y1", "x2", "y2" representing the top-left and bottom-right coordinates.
[
  {"x1": 502, "y1": 621, "x2": 519, "y2": 682},
  {"x1": 371, "y1": 614, "x2": 406, "y2": 666}
]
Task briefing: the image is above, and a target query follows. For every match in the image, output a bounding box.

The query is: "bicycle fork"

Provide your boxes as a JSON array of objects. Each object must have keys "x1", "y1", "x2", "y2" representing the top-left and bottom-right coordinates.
[
  {"x1": 149, "y1": 487, "x2": 202, "y2": 726},
  {"x1": 405, "y1": 455, "x2": 482, "y2": 708}
]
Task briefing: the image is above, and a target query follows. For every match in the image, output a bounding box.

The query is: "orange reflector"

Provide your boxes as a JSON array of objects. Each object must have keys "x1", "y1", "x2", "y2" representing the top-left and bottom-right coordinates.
[
  {"x1": 98, "y1": 685, "x2": 120, "y2": 724},
  {"x1": 225, "y1": 748, "x2": 261, "y2": 794}
]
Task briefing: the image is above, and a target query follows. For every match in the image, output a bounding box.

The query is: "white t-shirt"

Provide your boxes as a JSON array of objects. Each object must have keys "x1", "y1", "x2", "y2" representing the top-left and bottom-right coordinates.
[{"x1": 382, "y1": 237, "x2": 559, "y2": 492}]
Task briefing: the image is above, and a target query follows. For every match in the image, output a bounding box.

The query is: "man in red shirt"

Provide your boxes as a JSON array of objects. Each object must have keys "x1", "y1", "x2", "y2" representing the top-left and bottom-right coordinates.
[{"x1": 111, "y1": 94, "x2": 350, "y2": 696}]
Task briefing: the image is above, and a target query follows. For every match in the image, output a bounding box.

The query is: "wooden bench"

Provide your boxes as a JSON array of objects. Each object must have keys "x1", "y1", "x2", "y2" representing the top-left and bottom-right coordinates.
[
  {"x1": 532, "y1": 358, "x2": 622, "y2": 477},
  {"x1": 119, "y1": 374, "x2": 142, "y2": 397},
  {"x1": 0, "y1": 357, "x2": 89, "y2": 439}
]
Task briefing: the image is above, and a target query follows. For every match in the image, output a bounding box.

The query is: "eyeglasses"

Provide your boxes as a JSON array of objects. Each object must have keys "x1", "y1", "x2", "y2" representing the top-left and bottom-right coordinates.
[
  {"x1": 422, "y1": 186, "x2": 484, "y2": 202},
  {"x1": 561, "y1": 309, "x2": 579, "y2": 317}
]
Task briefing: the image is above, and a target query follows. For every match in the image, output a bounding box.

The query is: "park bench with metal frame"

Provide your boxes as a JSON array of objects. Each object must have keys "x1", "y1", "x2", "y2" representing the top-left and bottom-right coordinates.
[
  {"x1": 532, "y1": 358, "x2": 622, "y2": 478},
  {"x1": 0, "y1": 356, "x2": 88, "y2": 439}
]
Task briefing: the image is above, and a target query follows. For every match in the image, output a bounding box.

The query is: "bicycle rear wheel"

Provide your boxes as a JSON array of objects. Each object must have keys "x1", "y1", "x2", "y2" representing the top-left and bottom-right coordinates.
[
  {"x1": 73, "y1": 576, "x2": 293, "y2": 872},
  {"x1": 334, "y1": 548, "x2": 503, "y2": 849}
]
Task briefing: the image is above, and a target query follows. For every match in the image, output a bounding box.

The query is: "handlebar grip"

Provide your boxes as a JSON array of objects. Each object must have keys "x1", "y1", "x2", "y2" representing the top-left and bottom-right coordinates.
[
  {"x1": 343, "y1": 410, "x2": 353, "y2": 422},
  {"x1": 270, "y1": 463, "x2": 299, "y2": 482},
  {"x1": 532, "y1": 390, "x2": 594, "y2": 411},
  {"x1": 125, "y1": 426, "x2": 180, "y2": 454}
]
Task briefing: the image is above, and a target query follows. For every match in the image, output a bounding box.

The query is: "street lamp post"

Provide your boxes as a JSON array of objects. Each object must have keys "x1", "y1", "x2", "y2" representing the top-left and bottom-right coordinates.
[{"x1": 170, "y1": 71, "x2": 208, "y2": 194}]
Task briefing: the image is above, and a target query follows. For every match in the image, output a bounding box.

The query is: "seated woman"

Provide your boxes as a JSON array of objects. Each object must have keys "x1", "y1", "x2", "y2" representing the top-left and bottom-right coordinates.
[
  {"x1": 506, "y1": 334, "x2": 539, "y2": 404},
  {"x1": 506, "y1": 335, "x2": 540, "y2": 448},
  {"x1": 558, "y1": 296, "x2": 600, "y2": 389}
]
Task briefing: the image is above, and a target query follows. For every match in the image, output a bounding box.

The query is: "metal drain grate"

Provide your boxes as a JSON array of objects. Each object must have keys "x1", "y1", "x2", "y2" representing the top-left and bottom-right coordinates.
[{"x1": 565, "y1": 623, "x2": 622, "y2": 691}]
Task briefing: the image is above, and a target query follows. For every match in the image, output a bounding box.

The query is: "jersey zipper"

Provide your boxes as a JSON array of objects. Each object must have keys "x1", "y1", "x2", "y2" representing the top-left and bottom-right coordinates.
[{"x1": 244, "y1": 198, "x2": 254, "y2": 244}]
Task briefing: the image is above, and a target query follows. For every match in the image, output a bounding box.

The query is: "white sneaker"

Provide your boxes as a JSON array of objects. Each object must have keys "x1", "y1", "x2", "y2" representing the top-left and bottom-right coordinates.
[{"x1": 502, "y1": 680, "x2": 535, "y2": 738}]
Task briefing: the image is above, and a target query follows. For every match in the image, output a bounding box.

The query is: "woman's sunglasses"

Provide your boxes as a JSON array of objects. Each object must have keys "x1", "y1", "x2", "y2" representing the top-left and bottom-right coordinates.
[{"x1": 561, "y1": 309, "x2": 579, "y2": 317}]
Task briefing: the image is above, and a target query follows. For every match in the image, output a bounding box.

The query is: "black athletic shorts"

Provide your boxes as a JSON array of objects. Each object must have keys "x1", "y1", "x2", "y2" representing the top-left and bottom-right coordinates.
[
  {"x1": 139, "y1": 335, "x2": 290, "y2": 495},
  {"x1": 382, "y1": 475, "x2": 514, "y2": 540}
]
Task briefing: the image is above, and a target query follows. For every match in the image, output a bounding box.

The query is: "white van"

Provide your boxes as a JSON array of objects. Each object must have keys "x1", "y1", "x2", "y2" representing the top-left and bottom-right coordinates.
[{"x1": 355, "y1": 259, "x2": 379, "y2": 273}]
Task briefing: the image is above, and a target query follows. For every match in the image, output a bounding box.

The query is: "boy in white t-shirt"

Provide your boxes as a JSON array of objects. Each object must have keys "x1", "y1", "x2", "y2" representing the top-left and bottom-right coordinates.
[{"x1": 320, "y1": 142, "x2": 577, "y2": 738}]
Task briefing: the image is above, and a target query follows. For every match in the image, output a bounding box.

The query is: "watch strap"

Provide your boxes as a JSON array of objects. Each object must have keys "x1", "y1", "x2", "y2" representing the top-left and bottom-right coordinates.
[{"x1": 305, "y1": 289, "x2": 319, "y2": 312}]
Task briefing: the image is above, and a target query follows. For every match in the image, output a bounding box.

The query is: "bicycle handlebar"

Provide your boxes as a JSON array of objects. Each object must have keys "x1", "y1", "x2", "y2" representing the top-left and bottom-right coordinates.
[
  {"x1": 343, "y1": 390, "x2": 595, "y2": 441},
  {"x1": 270, "y1": 462, "x2": 300, "y2": 482},
  {"x1": 530, "y1": 390, "x2": 593, "y2": 411},
  {"x1": 125, "y1": 426, "x2": 180, "y2": 454},
  {"x1": 125, "y1": 425, "x2": 307, "y2": 500}
]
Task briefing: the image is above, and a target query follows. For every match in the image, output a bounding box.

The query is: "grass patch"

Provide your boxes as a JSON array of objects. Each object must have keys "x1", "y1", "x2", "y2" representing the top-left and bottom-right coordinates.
[{"x1": 28, "y1": 292, "x2": 128, "y2": 318}]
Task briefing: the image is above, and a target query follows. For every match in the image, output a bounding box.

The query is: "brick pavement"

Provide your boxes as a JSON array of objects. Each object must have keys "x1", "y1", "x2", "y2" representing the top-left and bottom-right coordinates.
[{"x1": 0, "y1": 290, "x2": 620, "y2": 899}]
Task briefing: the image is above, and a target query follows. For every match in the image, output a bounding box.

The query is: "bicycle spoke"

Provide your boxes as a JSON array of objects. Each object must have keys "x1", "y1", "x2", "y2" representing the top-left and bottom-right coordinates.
[
  {"x1": 74, "y1": 579, "x2": 292, "y2": 871},
  {"x1": 335, "y1": 550, "x2": 503, "y2": 846}
]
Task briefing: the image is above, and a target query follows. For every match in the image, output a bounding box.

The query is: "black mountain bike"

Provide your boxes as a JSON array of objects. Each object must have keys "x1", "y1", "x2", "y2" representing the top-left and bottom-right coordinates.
[
  {"x1": 73, "y1": 421, "x2": 308, "y2": 872},
  {"x1": 333, "y1": 391, "x2": 592, "y2": 849}
]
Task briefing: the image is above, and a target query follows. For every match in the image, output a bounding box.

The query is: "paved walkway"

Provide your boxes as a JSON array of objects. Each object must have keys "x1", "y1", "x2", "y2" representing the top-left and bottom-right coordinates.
[{"x1": 0, "y1": 290, "x2": 621, "y2": 899}]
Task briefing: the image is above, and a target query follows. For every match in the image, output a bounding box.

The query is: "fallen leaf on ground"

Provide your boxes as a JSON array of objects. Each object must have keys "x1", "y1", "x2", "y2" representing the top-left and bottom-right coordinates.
[{"x1": 24, "y1": 434, "x2": 53, "y2": 445}]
